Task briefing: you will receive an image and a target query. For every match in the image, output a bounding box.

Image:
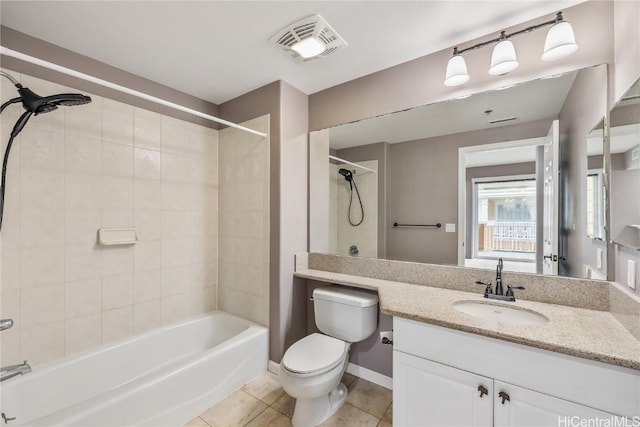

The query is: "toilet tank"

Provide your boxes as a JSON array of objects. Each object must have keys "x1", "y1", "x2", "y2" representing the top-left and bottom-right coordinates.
[{"x1": 313, "y1": 286, "x2": 379, "y2": 342}]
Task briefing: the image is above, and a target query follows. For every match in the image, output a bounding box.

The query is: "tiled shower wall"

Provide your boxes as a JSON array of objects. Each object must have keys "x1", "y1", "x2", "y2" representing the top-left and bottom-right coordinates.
[
  {"x1": 336, "y1": 160, "x2": 378, "y2": 258},
  {"x1": 218, "y1": 116, "x2": 270, "y2": 326},
  {"x1": 0, "y1": 70, "x2": 218, "y2": 366}
]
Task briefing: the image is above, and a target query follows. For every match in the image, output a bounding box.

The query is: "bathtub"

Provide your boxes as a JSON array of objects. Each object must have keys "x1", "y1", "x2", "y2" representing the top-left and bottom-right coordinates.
[{"x1": 0, "y1": 311, "x2": 268, "y2": 426}]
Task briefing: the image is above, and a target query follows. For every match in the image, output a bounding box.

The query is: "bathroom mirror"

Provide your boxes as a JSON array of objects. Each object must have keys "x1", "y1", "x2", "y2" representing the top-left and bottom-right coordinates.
[
  {"x1": 309, "y1": 64, "x2": 608, "y2": 279},
  {"x1": 609, "y1": 78, "x2": 640, "y2": 251}
]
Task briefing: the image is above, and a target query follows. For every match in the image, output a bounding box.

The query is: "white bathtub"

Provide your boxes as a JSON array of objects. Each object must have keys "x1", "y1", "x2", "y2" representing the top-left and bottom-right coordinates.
[{"x1": 0, "y1": 312, "x2": 268, "y2": 426}]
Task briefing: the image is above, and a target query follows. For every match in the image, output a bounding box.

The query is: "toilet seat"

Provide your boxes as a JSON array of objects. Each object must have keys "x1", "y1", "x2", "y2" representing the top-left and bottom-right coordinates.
[{"x1": 282, "y1": 333, "x2": 347, "y2": 376}]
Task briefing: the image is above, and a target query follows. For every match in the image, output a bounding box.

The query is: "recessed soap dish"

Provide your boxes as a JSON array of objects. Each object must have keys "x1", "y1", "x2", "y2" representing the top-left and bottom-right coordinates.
[{"x1": 98, "y1": 228, "x2": 139, "y2": 246}]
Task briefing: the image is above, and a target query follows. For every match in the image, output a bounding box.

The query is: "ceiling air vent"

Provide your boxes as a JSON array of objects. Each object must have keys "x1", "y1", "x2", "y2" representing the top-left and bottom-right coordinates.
[
  {"x1": 271, "y1": 14, "x2": 347, "y2": 62},
  {"x1": 489, "y1": 117, "x2": 519, "y2": 125}
]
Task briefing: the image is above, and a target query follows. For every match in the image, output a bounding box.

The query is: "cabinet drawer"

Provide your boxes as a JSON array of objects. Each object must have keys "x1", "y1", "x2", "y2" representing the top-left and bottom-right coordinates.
[{"x1": 394, "y1": 317, "x2": 640, "y2": 417}]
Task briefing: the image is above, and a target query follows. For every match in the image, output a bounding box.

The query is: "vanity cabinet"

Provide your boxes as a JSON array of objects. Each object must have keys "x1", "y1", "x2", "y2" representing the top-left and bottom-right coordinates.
[
  {"x1": 393, "y1": 317, "x2": 640, "y2": 427},
  {"x1": 492, "y1": 381, "x2": 613, "y2": 427},
  {"x1": 394, "y1": 350, "x2": 493, "y2": 426},
  {"x1": 394, "y1": 352, "x2": 611, "y2": 427}
]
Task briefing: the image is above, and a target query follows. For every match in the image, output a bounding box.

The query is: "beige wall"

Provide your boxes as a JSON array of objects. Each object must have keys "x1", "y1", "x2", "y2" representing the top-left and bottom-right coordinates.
[
  {"x1": 218, "y1": 116, "x2": 270, "y2": 325},
  {"x1": 557, "y1": 64, "x2": 608, "y2": 278},
  {"x1": 278, "y1": 82, "x2": 309, "y2": 358},
  {"x1": 309, "y1": 1, "x2": 614, "y2": 131},
  {"x1": 387, "y1": 120, "x2": 551, "y2": 265},
  {"x1": 219, "y1": 81, "x2": 310, "y2": 363},
  {"x1": 219, "y1": 82, "x2": 283, "y2": 360},
  {"x1": 613, "y1": 0, "x2": 640, "y2": 104},
  {"x1": 612, "y1": 0, "x2": 640, "y2": 293},
  {"x1": 0, "y1": 70, "x2": 218, "y2": 367},
  {"x1": 309, "y1": 129, "x2": 331, "y2": 253}
]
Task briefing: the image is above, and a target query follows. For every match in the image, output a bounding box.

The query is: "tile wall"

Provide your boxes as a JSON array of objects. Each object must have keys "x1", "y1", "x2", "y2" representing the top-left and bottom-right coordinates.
[
  {"x1": 0, "y1": 69, "x2": 218, "y2": 366},
  {"x1": 336, "y1": 160, "x2": 378, "y2": 258},
  {"x1": 218, "y1": 116, "x2": 270, "y2": 326}
]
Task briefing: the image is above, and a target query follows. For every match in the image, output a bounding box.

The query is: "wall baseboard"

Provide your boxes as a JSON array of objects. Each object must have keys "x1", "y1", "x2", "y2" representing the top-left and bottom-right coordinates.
[
  {"x1": 268, "y1": 360, "x2": 280, "y2": 375},
  {"x1": 269, "y1": 360, "x2": 393, "y2": 390},
  {"x1": 346, "y1": 363, "x2": 393, "y2": 390}
]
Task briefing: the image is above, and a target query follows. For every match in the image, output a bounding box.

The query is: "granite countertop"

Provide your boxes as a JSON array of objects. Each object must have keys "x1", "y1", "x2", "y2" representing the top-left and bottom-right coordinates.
[{"x1": 294, "y1": 268, "x2": 640, "y2": 371}]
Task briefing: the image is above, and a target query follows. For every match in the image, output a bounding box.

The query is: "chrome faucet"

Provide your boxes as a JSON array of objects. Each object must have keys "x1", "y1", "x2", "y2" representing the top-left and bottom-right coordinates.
[
  {"x1": 1, "y1": 361, "x2": 31, "y2": 382},
  {"x1": 475, "y1": 259, "x2": 525, "y2": 302}
]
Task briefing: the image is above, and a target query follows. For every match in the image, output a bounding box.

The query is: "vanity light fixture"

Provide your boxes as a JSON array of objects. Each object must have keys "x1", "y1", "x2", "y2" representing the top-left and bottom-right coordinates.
[
  {"x1": 444, "y1": 11, "x2": 578, "y2": 86},
  {"x1": 444, "y1": 48, "x2": 470, "y2": 86},
  {"x1": 489, "y1": 33, "x2": 519, "y2": 76}
]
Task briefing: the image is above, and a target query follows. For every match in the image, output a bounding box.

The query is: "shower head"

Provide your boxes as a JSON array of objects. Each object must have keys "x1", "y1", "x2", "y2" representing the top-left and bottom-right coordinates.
[
  {"x1": 5, "y1": 84, "x2": 92, "y2": 137},
  {"x1": 17, "y1": 86, "x2": 92, "y2": 115},
  {"x1": 0, "y1": 71, "x2": 93, "y2": 232},
  {"x1": 338, "y1": 168, "x2": 353, "y2": 182}
]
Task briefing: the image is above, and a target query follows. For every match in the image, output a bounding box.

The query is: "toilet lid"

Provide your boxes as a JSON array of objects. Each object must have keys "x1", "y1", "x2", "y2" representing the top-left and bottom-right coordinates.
[{"x1": 282, "y1": 333, "x2": 347, "y2": 374}]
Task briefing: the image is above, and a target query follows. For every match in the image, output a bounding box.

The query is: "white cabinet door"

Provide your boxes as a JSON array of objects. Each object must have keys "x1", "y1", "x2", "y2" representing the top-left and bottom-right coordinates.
[
  {"x1": 394, "y1": 350, "x2": 493, "y2": 427},
  {"x1": 494, "y1": 381, "x2": 616, "y2": 427}
]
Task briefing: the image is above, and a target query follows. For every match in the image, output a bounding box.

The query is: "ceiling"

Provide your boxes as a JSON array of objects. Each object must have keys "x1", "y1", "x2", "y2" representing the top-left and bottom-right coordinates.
[
  {"x1": 329, "y1": 70, "x2": 577, "y2": 149},
  {"x1": 1, "y1": 1, "x2": 584, "y2": 104}
]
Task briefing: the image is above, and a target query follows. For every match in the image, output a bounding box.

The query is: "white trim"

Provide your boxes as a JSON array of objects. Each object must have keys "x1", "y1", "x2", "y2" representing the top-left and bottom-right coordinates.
[
  {"x1": 0, "y1": 46, "x2": 267, "y2": 138},
  {"x1": 268, "y1": 360, "x2": 280, "y2": 376},
  {"x1": 471, "y1": 174, "x2": 536, "y2": 184},
  {"x1": 346, "y1": 362, "x2": 392, "y2": 390},
  {"x1": 458, "y1": 149, "x2": 466, "y2": 266},
  {"x1": 329, "y1": 155, "x2": 377, "y2": 174},
  {"x1": 458, "y1": 138, "x2": 545, "y2": 267}
]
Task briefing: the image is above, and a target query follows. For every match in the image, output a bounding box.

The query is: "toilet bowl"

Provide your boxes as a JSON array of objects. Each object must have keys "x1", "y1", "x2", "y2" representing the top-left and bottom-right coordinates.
[
  {"x1": 280, "y1": 334, "x2": 350, "y2": 426},
  {"x1": 279, "y1": 286, "x2": 378, "y2": 427}
]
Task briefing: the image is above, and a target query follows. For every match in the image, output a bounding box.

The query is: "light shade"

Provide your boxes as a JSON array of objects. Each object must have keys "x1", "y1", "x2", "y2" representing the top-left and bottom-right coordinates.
[
  {"x1": 291, "y1": 37, "x2": 326, "y2": 59},
  {"x1": 444, "y1": 55, "x2": 470, "y2": 87},
  {"x1": 542, "y1": 21, "x2": 578, "y2": 61},
  {"x1": 488, "y1": 40, "x2": 519, "y2": 75}
]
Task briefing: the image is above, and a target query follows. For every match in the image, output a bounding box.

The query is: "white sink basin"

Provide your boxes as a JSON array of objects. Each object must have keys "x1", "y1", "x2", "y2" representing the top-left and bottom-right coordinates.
[{"x1": 453, "y1": 300, "x2": 549, "y2": 325}]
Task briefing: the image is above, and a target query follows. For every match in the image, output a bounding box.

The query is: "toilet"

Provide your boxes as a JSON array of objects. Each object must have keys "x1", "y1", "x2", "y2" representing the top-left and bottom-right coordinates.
[{"x1": 279, "y1": 285, "x2": 378, "y2": 427}]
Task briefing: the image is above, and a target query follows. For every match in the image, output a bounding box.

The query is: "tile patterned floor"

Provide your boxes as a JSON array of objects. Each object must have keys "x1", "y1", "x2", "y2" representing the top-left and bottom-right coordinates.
[{"x1": 183, "y1": 372, "x2": 393, "y2": 427}]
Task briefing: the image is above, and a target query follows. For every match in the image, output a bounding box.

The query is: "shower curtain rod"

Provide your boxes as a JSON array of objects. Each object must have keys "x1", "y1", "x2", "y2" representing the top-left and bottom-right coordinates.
[
  {"x1": 0, "y1": 46, "x2": 267, "y2": 138},
  {"x1": 329, "y1": 155, "x2": 376, "y2": 174}
]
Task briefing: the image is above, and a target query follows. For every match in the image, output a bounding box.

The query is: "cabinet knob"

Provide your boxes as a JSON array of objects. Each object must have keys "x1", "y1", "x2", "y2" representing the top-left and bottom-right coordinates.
[
  {"x1": 498, "y1": 391, "x2": 510, "y2": 404},
  {"x1": 477, "y1": 385, "x2": 488, "y2": 398}
]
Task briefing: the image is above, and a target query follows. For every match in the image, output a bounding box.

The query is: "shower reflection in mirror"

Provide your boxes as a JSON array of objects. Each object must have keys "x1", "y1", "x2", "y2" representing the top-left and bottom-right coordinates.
[{"x1": 330, "y1": 158, "x2": 378, "y2": 258}]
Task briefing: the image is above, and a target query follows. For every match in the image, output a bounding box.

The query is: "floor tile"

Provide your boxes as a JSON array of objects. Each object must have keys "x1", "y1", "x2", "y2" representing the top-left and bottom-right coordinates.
[
  {"x1": 272, "y1": 392, "x2": 296, "y2": 418},
  {"x1": 242, "y1": 372, "x2": 286, "y2": 405},
  {"x1": 341, "y1": 372, "x2": 357, "y2": 387},
  {"x1": 244, "y1": 407, "x2": 292, "y2": 427},
  {"x1": 319, "y1": 403, "x2": 380, "y2": 427},
  {"x1": 377, "y1": 421, "x2": 392, "y2": 427},
  {"x1": 382, "y1": 402, "x2": 393, "y2": 423},
  {"x1": 182, "y1": 417, "x2": 210, "y2": 427},
  {"x1": 200, "y1": 390, "x2": 268, "y2": 427},
  {"x1": 346, "y1": 379, "x2": 393, "y2": 418}
]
